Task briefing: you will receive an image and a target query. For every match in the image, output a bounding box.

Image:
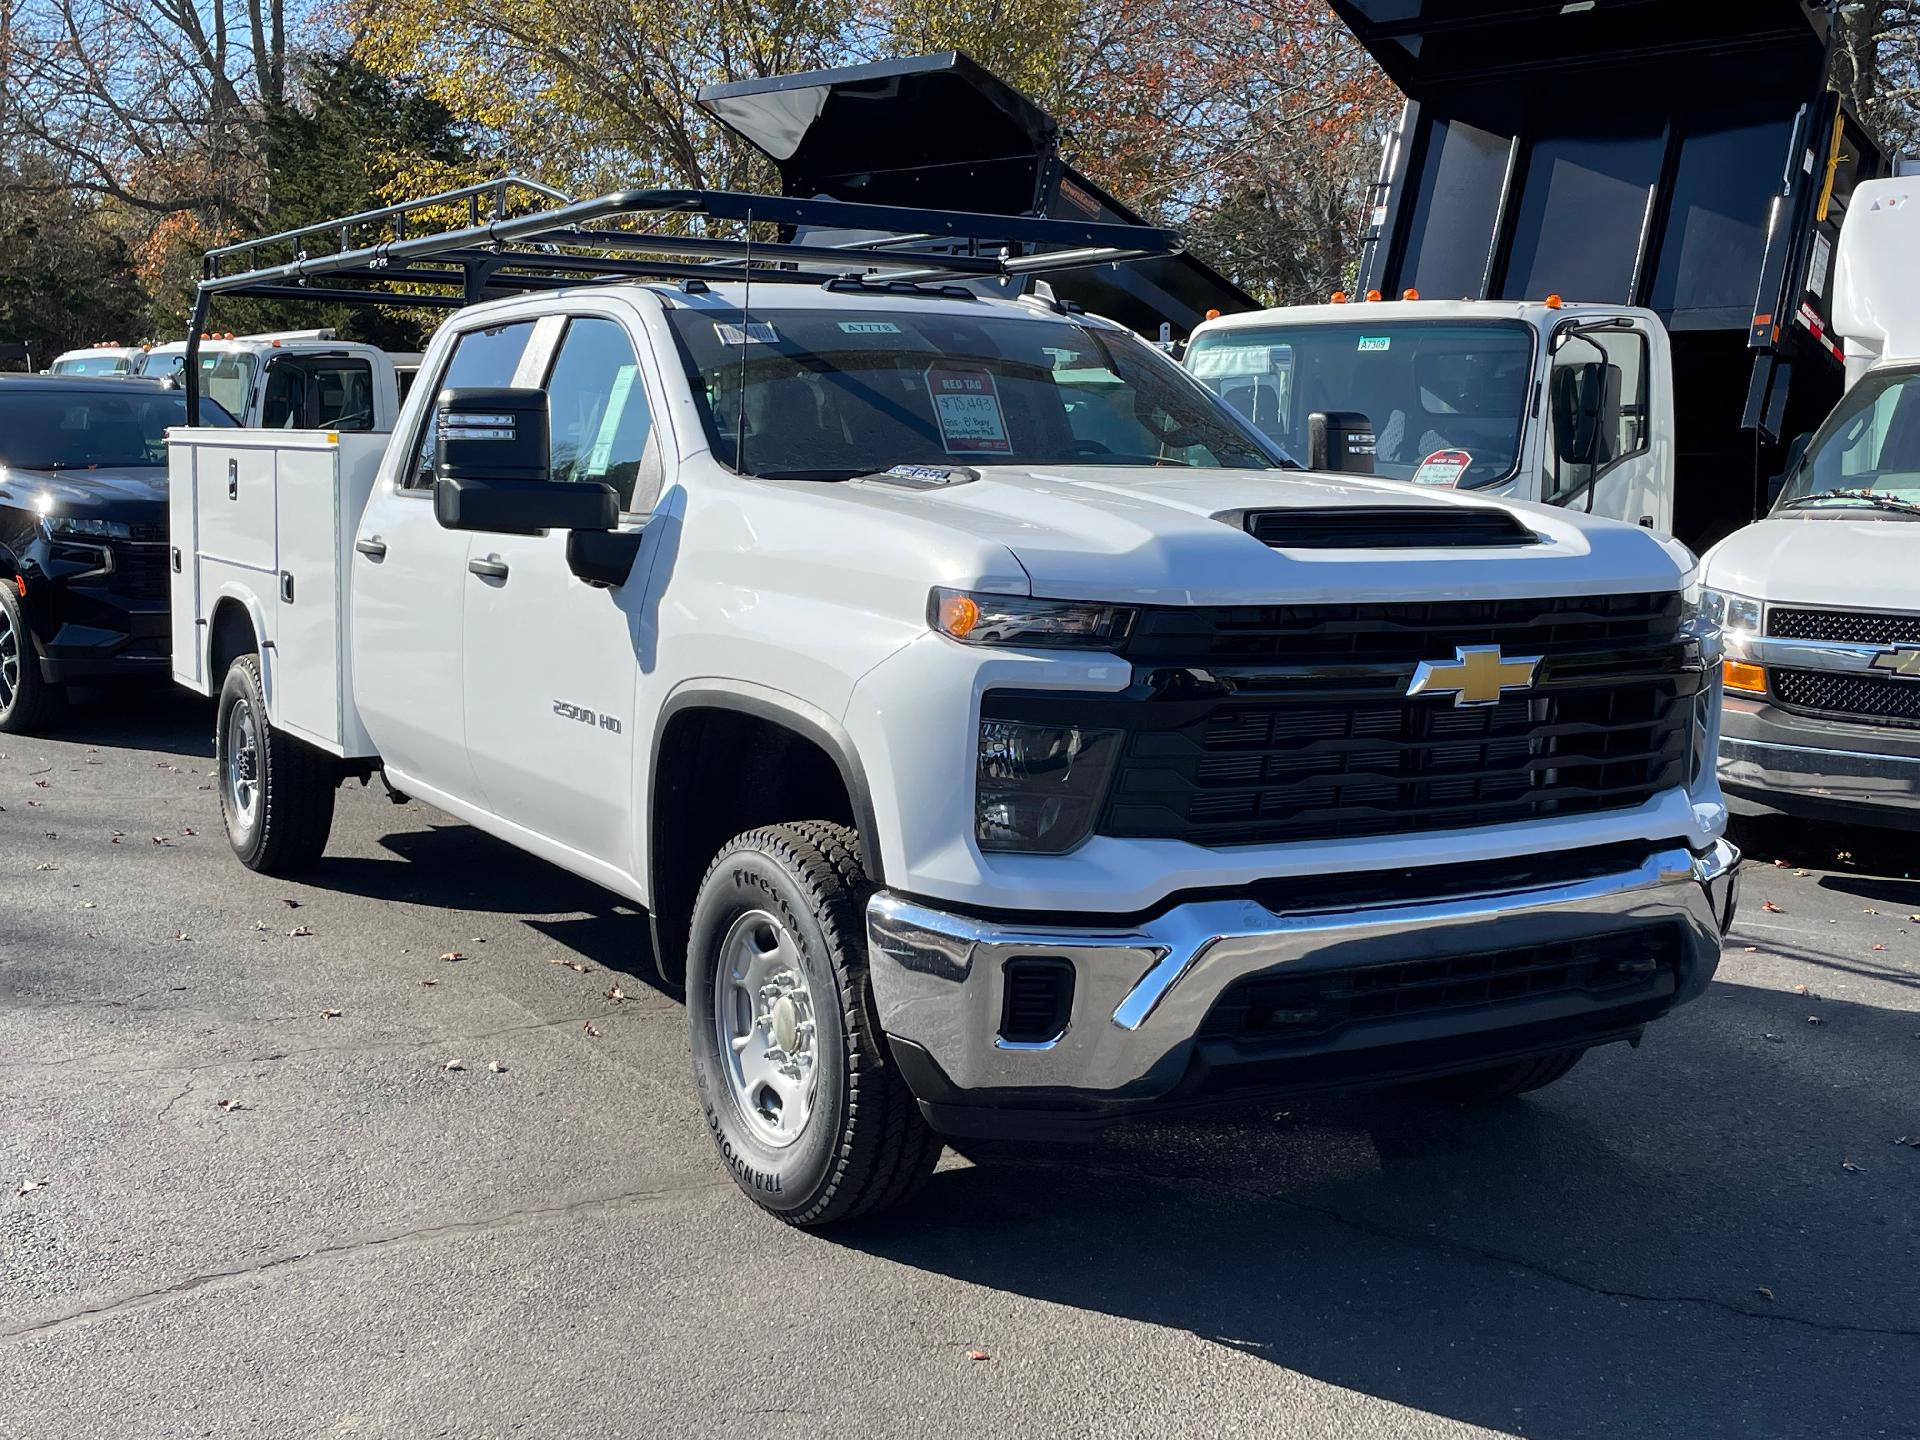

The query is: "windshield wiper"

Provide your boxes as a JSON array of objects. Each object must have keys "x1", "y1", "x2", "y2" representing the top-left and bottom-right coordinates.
[{"x1": 1783, "y1": 488, "x2": 1920, "y2": 516}]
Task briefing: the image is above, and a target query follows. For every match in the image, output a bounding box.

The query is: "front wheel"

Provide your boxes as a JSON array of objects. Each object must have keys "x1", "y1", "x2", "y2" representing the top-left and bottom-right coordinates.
[
  {"x1": 0, "y1": 583, "x2": 64, "y2": 734},
  {"x1": 216, "y1": 653, "x2": 336, "y2": 873},
  {"x1": 686, "y1": 821, "x2": 941, "y2": 1225}
]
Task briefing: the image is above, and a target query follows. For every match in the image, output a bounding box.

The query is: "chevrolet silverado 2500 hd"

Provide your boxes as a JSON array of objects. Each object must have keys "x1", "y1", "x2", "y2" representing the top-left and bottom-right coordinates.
[{"x1": 169, "y1": 184, "x2": 1739, "y2": 1224}]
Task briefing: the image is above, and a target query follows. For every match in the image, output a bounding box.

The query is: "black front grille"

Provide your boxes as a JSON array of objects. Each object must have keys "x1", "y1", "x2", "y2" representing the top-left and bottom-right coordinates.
[
  {"x1": 1200, "y1": 925, "x2": 1683, "y2": 1046},
  {"x1": 1773, "y1": 668, "x2": 1920, "y2": 726},
  {"x1": 1243, "y1": 506, "x2": 1536, "y2": 550},
  {"x1": 1086, "y1": 592, "x2": 1694, "y2": 848},
  {"x1": 106, "y1": 541, "x2": 169, "y2": 604},
  {"x1": 1769, "y1": 607, "x2": 1920, "y2": 645},
  {"x1": 1123, "y1": 591, "x2": 1680, "y2": 668}
]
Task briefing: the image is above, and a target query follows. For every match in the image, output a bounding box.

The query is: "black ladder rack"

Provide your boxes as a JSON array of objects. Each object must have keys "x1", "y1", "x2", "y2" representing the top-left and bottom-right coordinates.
[{"x1": 184, "y1": 177, "x2": 1186, "y2": 421}]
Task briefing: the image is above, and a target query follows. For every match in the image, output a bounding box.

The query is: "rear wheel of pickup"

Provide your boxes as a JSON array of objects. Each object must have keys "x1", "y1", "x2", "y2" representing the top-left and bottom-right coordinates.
[
  {"x1": 686, "y1": 821, "x2": 942, "y2": 1226},
  {"x1": 0, "y1": 584, "x2": 64, "y2": 734},
  {"x1": 216, "y1": 653, "x2": 336, "y2": 873},
  {"x1": 1415, "y1": 1046, "x2": 1587, "y2": 1103}
]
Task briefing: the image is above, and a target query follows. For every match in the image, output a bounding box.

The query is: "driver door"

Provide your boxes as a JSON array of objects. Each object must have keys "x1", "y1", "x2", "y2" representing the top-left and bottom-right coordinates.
[{"x1": 460, "y1": 310, "x2": 669, "y2": 872}]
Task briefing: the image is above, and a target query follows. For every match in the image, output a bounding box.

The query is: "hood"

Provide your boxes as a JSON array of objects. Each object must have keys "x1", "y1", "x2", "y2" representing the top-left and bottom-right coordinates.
[
  {"x1": 1702, "y1": 511, "x2": 1920, "y2": 612},
  {"x1": 0, "y1": 465, "x2": 169, "y2": 512},
  {"x1": 835, "y1": 464, "x2": 1688, "y2": 605}
]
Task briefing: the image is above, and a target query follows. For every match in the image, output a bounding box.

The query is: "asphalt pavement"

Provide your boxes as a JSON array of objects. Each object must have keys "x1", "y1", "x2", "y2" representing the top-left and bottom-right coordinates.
[{"x1": 3, "y1": 688, "x2": 1917, "y2": 1439}]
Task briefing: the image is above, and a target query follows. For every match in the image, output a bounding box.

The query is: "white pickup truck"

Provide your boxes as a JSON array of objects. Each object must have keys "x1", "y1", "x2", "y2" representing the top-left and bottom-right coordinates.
[
  {"x1": 169, "y1": 185, "x2": 1738, "y2": 1224},
  {"x1": 1186, "y1": 299, "x2": 1675, "y2": 533},
  {"x1": 138, "y1": 330, "x2": 405, "y2": 432}
]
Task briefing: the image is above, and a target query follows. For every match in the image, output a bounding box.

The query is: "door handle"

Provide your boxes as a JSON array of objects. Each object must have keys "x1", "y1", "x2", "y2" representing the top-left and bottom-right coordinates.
[
  {"x1": 468, "y1": 556, "x2": 509, "y2": 581},
  {"x1": 354, "y1": 536, "x2": 388, "y2": 561}
]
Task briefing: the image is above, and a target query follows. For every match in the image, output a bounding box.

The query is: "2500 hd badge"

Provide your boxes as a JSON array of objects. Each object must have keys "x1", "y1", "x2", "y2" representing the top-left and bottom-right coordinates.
[{"x1": 554, "y1": 700, "x2": 621, "y2": 734}]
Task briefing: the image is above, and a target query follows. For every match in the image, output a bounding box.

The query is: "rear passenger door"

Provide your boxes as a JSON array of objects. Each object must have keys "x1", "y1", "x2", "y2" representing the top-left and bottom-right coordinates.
[{"x1": 459, "y1": 309, "x2": 669, "y2": 874}]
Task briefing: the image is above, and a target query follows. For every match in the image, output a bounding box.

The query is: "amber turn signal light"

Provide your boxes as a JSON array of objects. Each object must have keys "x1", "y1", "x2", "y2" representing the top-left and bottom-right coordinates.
[{"x1": 1723, "y1": 660, "x2": 1766, "y2": 694}]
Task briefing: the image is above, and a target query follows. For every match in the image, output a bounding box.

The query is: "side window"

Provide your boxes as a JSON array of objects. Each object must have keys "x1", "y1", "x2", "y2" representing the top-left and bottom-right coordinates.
[
  {"x1": 542, "y1": 316, "x2": 662, "y2": 513},
  {"x1": 311, "y1": 360, "x2": 375, "y2": 431},
  {"x1": 405, "y1": 321, "x2": 538, "y2": 488},
  {"x1": 1546, "y1": 326, "x2": 1650, "y2": 503}
]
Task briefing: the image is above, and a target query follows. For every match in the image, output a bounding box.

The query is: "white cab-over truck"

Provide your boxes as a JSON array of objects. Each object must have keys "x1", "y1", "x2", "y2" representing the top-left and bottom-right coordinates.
[
  {"x1": 169, "y1": 185, "x2": 1738, "y2": 1224},
  {"x1": 1700, "y1": 177, "x2": 1920, "y2": 829},
  {"x1": 138, "y1": 330, "x2": 404, "y2": 432},
  {"x1": 1187, "y1": 299, "x2": 1675, "y2": 534}
]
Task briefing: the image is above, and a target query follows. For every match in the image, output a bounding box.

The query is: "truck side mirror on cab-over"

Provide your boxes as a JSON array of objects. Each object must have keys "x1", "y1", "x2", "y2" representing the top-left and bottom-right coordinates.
[
  {"x1": 1307, "y1": 411, "x2": 1376, "y2": 474},
  {"x1": 432, "y1": 386, "x2": 617, "y2": 536}
]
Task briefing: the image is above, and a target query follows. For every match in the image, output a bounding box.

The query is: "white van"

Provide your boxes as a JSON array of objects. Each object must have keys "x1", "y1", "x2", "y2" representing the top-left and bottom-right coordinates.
[{"x1": 1700, "y1": 178, "x2": 1920, "y2": 829}]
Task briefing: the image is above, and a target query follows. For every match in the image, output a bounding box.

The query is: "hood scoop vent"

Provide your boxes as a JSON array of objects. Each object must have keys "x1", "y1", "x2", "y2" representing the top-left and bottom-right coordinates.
[{"x1": 1238, "y1": 506, "x2": 1538, "y2": 550}]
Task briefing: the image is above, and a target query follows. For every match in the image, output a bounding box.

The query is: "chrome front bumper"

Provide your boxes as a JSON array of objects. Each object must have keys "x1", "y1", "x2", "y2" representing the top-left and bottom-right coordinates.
[
  {"x1": 868, "y1": 841, "x2": 1739, "y2": 1107},
  {"x1": 1721, "y1": 736, "x2": 1920, "y2": 818}
]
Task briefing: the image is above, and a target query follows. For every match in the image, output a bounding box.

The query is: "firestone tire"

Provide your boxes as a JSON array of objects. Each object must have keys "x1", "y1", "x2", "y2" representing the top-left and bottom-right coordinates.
[
  {"x1": 686, "y1": 821, "x2": 942, "y2": 1226},
  {"x1": 0, "y1": 584, "x2": 65, "y2": 734},
  {"x1": 1414, "y1": 1046, "x2": 1588, "y2": 1103},
  {"x1": 216, "y1": 653, "x2": 336, "y2": 874}
]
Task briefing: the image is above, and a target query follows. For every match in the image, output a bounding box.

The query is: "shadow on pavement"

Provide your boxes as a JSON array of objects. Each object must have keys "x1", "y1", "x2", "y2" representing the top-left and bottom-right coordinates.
[
  {"x1": 827, "y1": 981, "x2": 1920, "y2": 1439},
  {"x1": 1730, "y1": 814, "x2": 1920, "y2": 909},
  {"x1": 309, "y1": 819, "x2": 674, "y2": 997},
  {"x1": 37, "y1": 685, "x2": 212, "y2": 757}
]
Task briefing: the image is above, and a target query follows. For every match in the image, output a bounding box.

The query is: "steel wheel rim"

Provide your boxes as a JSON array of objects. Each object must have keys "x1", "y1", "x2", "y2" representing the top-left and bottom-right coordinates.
[
  {"x1": 0, "y1": 606, "x2": 17, "y2": 709},
  {"x1": 713, "y1": 909, "x2": 821, "y2": 1149},
  {"x1": 224, "y1": 696, "x2": 261, "y2": 829}
]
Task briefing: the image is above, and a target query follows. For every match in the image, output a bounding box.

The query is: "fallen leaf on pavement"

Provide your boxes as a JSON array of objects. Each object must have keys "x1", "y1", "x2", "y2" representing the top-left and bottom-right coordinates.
[
  {"x1": 288, "y1": 925, "x2": 312, "y2": 937},
  {"x1": 281, "y1": 898, "x2": 301, "y2": 908},
  {"x1": 174, "y1": 931, "x2": 190, "y2": 942},
  {"x1": 33, "y1": 778, "x2": 48, "y2": 788},
  {"x1": 444, "y1": 1058, "x2": 466, "y2": 1072},
  {"x1": 488, "y1": 1060, "x2": 507, "y2": 1073},
  {"x1": 215, "y1": 1098, "x2": 246, "y2": 1113},
  {"x1": 1873, "y1": 944, "x2": 1888, "y2": 952},
  {"x1": 180, "y1": 827, "x2": 195, "y2": 837},
  {"x1": 1761, "y1": 899, "x2": 1783, "y2": 913},
  {"x1": 1762, "y1": 1033, "x2": 1783, "y2": 1043},
  {"x1": 550, "y1": 958, "x2": 591, "y2": 973},
  {"x1": 1807, "y1": 1014, "x2": 1823, "y2": 1025},
  {"x1": 34, "y1": 862, "x2": 56, "y2": 871},
  {"x1": 1792, "y1": 869, "x2": 1810, "y2": 877},
  {"x1": 14, "y1": 1178, "x2": 47, "y2": 1197},
  {"x1": 1892, "y1": 1136, "x2": 1920, "y2": 1148},
  {"x1": 150, "y1": 836, "x2": 172, "y2": 846},
  {"x1": 439, "y1": 951, "x2": 465, "y2": 963},
  {"x1": 580, "y1": 1021, "x2": 601, "y2": 1037},
  {"x1": 1772, "y1": 858, "x2": 1787, "y2": 867},
  {"x1": 605, "y1": 986, "x2": 626, "y2": 1002},
  {"x1": 967, "y1": 1350, "x2": 991, "y2": 1362},
  {"x1": 1842, "y1": 1159, "x2": 1864, "y2": 1173},
  {"x1": 320, "y1": 1009, "x2": 341, "y2": 1019},
  {"x1": 1793, "y1": 984, "x2": 1814, "y2": 996},
  {"x1": 420, "y1": 978, "x2": 438, "y2": 987},
  {"x1": 1754, "y1": 1287, "x2": 1774, "y2": 1302}
]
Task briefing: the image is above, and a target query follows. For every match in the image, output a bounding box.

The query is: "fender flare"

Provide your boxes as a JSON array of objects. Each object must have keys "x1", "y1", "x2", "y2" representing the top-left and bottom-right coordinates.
[
  {"x1": 204, "y1": 583, "x2": 277, "y2": 713},
  {"x1": 648, "y1": 679, "x2": 885, "y2": 887}
]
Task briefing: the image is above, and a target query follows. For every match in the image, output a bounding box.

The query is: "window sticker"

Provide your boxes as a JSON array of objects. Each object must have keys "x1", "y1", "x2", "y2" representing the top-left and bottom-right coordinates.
[
  {"x1": 1412, "y1": 449, "x2": 1472, "y2": 487},
  {"x1": 713, "y1": 321, "x2": 777, "y2": 345},
  {"x1": 1357, "y1": 336, "x2": 1392, "y2": 353},
  {"x1": 838, "y1": 321, "x2": 901, "y2": 334},
  {"x1": 585, "y1": 365, "x2": 639, "y2": 476},
  {"x1": 1808, "y1": 231, "x2": 1833, "y2": 297},
  {"x1": 925, "y1": 364, "x2": 1011, "y2": 454}
]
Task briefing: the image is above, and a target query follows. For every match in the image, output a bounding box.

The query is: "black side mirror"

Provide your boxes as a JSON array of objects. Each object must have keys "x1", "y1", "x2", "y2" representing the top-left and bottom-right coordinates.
[
  {"x1": 432, "y1": 386, "x2": 617, "y2": 536},
  {"x1": 1307, "y1": 411, "x2": 1376, "y2": 474},
  {"x1": 1552, "y1": 363, "x2": 1606, "y2": 466}
]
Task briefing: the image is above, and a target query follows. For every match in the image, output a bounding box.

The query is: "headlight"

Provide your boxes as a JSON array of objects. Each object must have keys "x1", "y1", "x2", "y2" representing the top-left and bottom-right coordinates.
[
  {"x1": 43, "y1": 514, "x2": 133, "y2": 540},
  {"x1": 976, "y1": 717, "x2": 1122, "y2": 853},
  {"x1": 932, "y1": 588, "x2": 1135, "y2": 649},
  {"x1": 1700, "y1": 587, "x2": 1762, "y2": 636}
]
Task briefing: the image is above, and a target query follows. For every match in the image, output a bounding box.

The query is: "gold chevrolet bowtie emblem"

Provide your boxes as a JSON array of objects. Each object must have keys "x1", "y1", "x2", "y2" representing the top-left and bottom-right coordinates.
[
  {"x1": 1406, "y1": 645, "x2": 1542, "y2": 707},
  {"x1": 1870, "y1": 644, "x2": 1920, "y2": 679}
]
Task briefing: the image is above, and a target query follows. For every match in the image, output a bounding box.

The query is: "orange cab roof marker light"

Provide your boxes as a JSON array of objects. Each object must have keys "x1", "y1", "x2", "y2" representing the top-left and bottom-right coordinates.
[
  {"x1": 1402, "y1": 289, "x2": 1420, "y2": 301},
  {"x1": 1330, "y1": 290, "x2": 1349, "y2": 304},
  {"x1": 1365, "y1": 289, "x2": 1383, "y2": 302},
  {"x1": 1545, "y1": 294, "x2": 1564, "y2": 310}
]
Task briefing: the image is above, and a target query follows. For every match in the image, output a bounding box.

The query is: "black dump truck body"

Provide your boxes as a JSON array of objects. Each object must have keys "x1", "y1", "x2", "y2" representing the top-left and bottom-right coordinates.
[
  {"x1": 1335, "y1": 0, "x2": 1885, "y2": 547},
  {"x1": 697, "y1": 52, "x2": 1256, "y2": 342}
]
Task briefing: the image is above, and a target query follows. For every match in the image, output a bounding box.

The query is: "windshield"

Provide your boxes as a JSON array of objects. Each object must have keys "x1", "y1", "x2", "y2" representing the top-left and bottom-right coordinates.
[
  {"x1": 1777, "y1": 368, "x2": 1920, "y2": 512},
  {"x1": 0, "y1": 388, "x2": 237, "y2": 469},
  {"x1": 664, "y1": 305, "x2": 1281, "y2": 478},
  {"x1": 1186, "y1": 320, "x2": 1534, "y2": 487},
  {"x1": 135, "y1": 351, "x2": 256, "y2": 418},
  {"x1": 51, "y1": 356, "x2": 132, "y2": 376}
]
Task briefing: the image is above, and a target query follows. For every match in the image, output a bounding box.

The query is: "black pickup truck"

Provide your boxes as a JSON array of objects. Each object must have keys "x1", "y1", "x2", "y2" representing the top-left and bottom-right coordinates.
[{"x1": 0, "y1": 375, "x2": 235, "y2": 731}]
